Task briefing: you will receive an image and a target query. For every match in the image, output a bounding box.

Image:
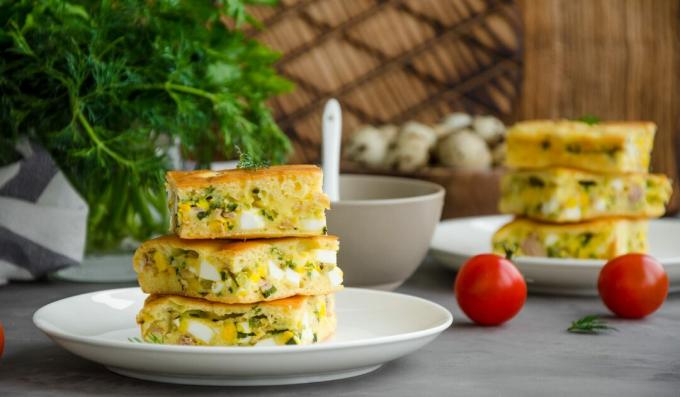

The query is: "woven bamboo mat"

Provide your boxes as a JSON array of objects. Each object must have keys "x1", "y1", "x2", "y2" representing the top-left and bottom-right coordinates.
[{"x1": 248, "y1": 0, "x2": 523, "y2": 163}]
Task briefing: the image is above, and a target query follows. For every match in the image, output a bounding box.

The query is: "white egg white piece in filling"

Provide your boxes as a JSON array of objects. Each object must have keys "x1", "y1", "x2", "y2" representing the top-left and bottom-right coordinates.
[
  {"x1": 562, "y1": 207, "x2": 581, "y2": 221},
  {"x1": 301, "y1": 218, "x2": 326, "y2": 231},
  {"x1": 541, "y1": 198, "x2": 559, "y2": 215},
  {"x1": 315, "y1": 249, "x2": 337, "y2": 264},
  {"x1": 255, "y1": 338, "x2": 277, "y2": 347},
  {"x1": 299, "y1": 311, "x2": 313, "y2": 343},
  {"x1": 211, "y1": 281, "x2": 225, "y2": 294},
  {"x1": 610, "y1": 178, "x2": 624, "y2": 191},
  {"x1": 284, "y1": 268, "x2": 301, "y2": 286},
  {"x1": 268, "y1": 260, "x2": 284, "y2": 280},
  {"x1": 240, "y1": 210, "x2": 266, "y2": 230},
  {"x1": 187, "y1": 320, "x2": 214, "y2": 343},
  {"x1": 238, "y1": 321, "x2": 251, "y2": 334},
  {"x1": 544, "y1": 233, "x2": 559, "y2": 247},
  {"x1": 199, "y1": 260, "x2": 221, "y2": 281},
  {"x1": 327, "y1": 267, "x2": 343, "y2": 287}
]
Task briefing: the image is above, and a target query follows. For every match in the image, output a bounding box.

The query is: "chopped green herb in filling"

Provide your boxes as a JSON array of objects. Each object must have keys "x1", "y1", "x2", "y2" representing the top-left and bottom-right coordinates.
[
  {"x1": 578, "y1": 180, "x2": 597, "y2": 190},
  {"x1": 147, "y1": 334, "x2": 164, "y2": 344},
  {"x1": 565, "y1": 143, "x2": 581, "y2": 154},
  {"x1": 580, "y1": 232, "x2": 594, "y2": 247},
  {"x1": 260, "y1": 208, "x2": 277, "y2": 221},
  {"x1": 528, "y1": 176, "x2": 545, "y2": 188},
  {"x1": 262, "y1": 285, "x2": 277, "y2": 298}
]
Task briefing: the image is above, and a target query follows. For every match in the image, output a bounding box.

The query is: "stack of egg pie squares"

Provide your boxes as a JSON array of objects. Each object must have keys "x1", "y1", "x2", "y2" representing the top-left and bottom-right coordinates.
[
  {"x1": 133, "y1": 165, "x2": 343, "y2": 346},
  {"x1": 493, "y1": 120, "x2": 672, "y2": 260}
]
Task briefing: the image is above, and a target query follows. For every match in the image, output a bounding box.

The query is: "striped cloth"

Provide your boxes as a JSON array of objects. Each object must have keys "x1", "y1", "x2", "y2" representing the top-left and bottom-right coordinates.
[{"x1": 0, "y1": 140, "x2": 88, "y2": 284}]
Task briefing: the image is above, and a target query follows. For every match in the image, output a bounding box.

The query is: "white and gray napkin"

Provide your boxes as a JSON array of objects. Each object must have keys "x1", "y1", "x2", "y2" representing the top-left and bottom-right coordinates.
[{"x1": 0, "y1": 140, "x2": 88, "y2": 285}]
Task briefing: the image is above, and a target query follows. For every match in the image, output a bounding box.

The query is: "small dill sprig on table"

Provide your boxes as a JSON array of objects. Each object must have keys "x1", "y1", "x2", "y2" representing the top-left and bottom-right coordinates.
[{"x1": 568, "y1": 315, "x2": 617, "y2": 334}]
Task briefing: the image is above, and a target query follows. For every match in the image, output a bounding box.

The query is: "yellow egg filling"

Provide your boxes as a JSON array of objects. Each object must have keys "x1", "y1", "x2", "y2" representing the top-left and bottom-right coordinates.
[
  {"x1": 499, "y1": 169, "x2": 671, "y2": 222},
  {"x1": 139, "y1": 241, "x2": 342, "y2": 303},
  {"x1": 137, "y1": 294, "x2": 335, "y2": 346},
  {"x1": 169, "y1": 173, "x2": 330, "y2": 238}
]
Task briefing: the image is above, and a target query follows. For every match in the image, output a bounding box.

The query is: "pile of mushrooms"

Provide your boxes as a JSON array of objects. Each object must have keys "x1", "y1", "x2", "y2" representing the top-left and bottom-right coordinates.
[{"x1": 344, "y1": 113, "x2": 506, "y2": 173}]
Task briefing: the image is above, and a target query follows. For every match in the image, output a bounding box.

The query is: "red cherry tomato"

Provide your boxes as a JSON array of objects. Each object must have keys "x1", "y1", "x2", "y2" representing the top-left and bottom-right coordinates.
[
  {"x1": 598, "y1": 253, "x2": 668, "y2": 319},
  {"x1": 0, "y1": 322, "x2": 4, "y2": 358},
  {"x1": 454, "y1": 254, "x2": 527, "y2": 325}
]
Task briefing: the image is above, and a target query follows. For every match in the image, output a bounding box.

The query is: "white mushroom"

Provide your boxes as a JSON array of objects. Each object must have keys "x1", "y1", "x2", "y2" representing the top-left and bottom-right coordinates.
[
  {"x1": 391, "y1": 138, "x2": 430, "y2": 172},
  {"x1": 383, "y1": 122, "x2": 435, "y2": 172},
  {"x1": 434, "y1": 112, "x2": 473, "y2": 138},
  {"x1": 437, "y1": 129, "x2": 492, "y2": 170},
  {"x1": 383, "y1": 144, "x2": 399, "y2": 170},
  {"x1": 378, "y1": 124, "x2": 399, "y2": 143},
  {"x1": 399, "y1": 121, "x2": 437, "y2": 149},
  {"x1": 492, "y1": 141, "x2": 506, "y2": 166},
  {"x1": 344, "y1": 125, "x2": 391, "y2": 169},
  {"x1": 472, "y1": 115, "x2": 506, "y2": 145}
]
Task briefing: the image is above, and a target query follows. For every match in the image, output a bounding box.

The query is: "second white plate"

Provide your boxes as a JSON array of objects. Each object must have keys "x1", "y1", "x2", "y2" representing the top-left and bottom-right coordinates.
[
  {"x1": 33, "y1": 287, "x2": 452, "y2": 386},
  {"x1": 431, "y1": 215, "x2": 680, "y2": 296}
]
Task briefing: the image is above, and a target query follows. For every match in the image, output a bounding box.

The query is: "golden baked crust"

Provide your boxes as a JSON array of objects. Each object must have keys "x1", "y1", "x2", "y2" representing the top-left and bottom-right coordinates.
[
  {"x1": 499, "y1": 168, "x2": 671, "y2": 222},
  {"x1": 142, "y1": 234, "x2": 339, "y2": 253},
  {"x1": 506, "y1": 120, "x2": 656, "y2": 173},
  {"x1": 510, "y1": 120, "x2": 656, "y2": 131},
  {"x1": 133, "y1": 234, "x2": 343, "y2": 304},
  {"x1": 166, "y1": 165, "x2": 330, "y2": 239},
  {"x1": 167, "y1": 165, "x2": 323, "y2": 189},
  {"x1": 137, "y1": 293, "x2": 336, "y2": 346},
  {"x1": 142, "y1": 293, "x2": 307, "y2": 312},
  {"x1": 492, "y1": 217, "x2": 648, "y2": 259}
]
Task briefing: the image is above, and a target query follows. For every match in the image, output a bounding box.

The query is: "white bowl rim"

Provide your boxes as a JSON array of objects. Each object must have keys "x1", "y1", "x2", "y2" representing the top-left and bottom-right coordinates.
[{"x1": 333, "y1": 174, "x2": 445, "y2": 206}]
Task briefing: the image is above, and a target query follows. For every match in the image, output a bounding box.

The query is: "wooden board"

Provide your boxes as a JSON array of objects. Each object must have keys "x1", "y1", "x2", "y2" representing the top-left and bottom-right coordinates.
[
  {"x1": 343, "y1": 161, "x2": 504, "y2": 218},
  {"x1": 248, "y1": 0, "x2": 680, "y2": 217},
  {"x1": 248, "y1": 0, "x2": 523, "y2": 163},
  {"x1": 518, "y1": 0, "x2": 680, "y2": 213}
]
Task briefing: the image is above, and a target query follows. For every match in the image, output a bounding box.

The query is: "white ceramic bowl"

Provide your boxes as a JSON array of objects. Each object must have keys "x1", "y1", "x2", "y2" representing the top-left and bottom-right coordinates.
[{"x1": 327, "y1": 175, "x2": 445, "y2": 290}]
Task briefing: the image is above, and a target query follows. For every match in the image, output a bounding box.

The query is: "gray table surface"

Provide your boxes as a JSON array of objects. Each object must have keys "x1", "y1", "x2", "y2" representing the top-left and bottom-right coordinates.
[{"x1": 1, "y1": 258, "x2": 679, "y2": 397}]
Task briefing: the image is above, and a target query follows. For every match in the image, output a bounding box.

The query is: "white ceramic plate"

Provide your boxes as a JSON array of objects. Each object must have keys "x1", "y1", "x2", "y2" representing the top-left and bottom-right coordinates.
[
  {"x1": 431, "y1": 215, "x2": 680, "y2": 296},
  {"x1": 33, "y1": 287, "x2": 452, "y2": 386}
]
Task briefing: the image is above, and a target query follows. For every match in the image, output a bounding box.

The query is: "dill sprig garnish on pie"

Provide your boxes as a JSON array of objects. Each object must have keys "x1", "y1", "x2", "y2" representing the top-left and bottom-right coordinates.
[
  {"x1": 575, "y1": 115, "x2": 601, "y2": 125},
  {"x1": 237, "y1": 147, "x2": 271, "y2": 170}
]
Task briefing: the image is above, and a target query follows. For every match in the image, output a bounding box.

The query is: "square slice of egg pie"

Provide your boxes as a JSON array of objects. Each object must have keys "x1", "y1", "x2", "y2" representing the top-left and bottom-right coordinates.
[
  {"x1": 137, "y1": 294, "x2": 336, "y2": 346},
  {"x1": 166, "y1": 165, "x2": 330, "y2": 239},
  {"x1": 133, "y1": 235, "x2": 343, "y2": 304},
  {"x1": 499, "y1": 168, "x2": 671, "y2": 222},
  {"x1": 506, "y1": 120, "x2": 656, "y2": 173},
  {"x1": 492, "y1": 217, "x2": 648, "y2": 260}
]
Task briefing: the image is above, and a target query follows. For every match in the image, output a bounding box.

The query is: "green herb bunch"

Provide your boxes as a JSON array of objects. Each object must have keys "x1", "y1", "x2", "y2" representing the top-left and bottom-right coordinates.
[{"x1": 0, "y1": 0, "x2": 292, "y2": 251}]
